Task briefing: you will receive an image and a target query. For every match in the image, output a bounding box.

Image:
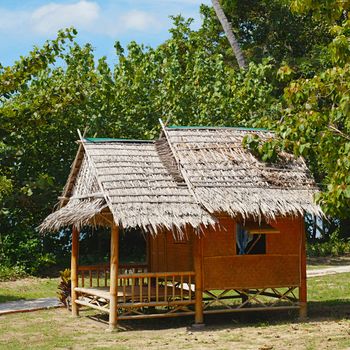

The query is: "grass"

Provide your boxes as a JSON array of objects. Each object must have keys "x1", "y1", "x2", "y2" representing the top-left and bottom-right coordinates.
[
  {"x1": 307, "y1": 264, "x2": 332, "y2": 270},
  {"x1": 0, "y1": 278, "x2": 59, "y2": 303},
  {"x1": 0, "y1": 272, "x2": 349, "y2": 349},
  {"x1": 0, "y1": 299, "x2": 349, "y2": 349},
  {"x1": 308, "y1": 272, "x2": 350, "y2": 302}
]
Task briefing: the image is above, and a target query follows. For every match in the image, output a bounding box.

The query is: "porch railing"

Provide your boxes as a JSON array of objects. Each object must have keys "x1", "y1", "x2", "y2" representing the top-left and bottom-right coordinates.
[
  {"x1": 74, "y1": 269, "x2": 196, "y2": 319},
  {"x1": 118, "y1": 271, "x2": 195, "y2": 305},
  {"x1": 77, "y1": 263, "x2": 148, "y2": 288}
]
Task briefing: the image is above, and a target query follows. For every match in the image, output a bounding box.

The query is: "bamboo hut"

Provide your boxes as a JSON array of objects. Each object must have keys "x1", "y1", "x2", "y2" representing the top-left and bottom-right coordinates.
[{"x1": 40, "y1": 122, "x2": 322, "y2": 330}]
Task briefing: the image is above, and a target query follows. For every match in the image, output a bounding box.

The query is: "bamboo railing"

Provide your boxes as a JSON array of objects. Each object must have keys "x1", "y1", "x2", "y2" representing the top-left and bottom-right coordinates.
[
  {"x1": 77, "y1": 263, "x2": 148, "y2": 288},
  {"x1": 118, "y1": 271, "x2": 195, "y2": 306},
  {"x1": 74, "y1": 267, "x2": 196, "y2": 319}
]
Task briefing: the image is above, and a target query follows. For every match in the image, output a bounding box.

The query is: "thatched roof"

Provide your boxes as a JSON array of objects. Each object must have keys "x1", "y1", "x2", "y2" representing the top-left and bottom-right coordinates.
[
  {"x1": 40, "y1": 123, "x2": 322, "y2": 234},
  {"x1": 40, "y1": 137, "x2": 215, "y2": 234},
  {"x1": 163, "y1": 126, "x2": 322, "y2": 221}
]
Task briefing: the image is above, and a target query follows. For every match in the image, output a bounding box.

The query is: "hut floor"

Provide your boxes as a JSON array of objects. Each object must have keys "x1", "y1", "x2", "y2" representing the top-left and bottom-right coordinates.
[{"x1": 75, "y1": 285, "x2": 193, "y2": 302}]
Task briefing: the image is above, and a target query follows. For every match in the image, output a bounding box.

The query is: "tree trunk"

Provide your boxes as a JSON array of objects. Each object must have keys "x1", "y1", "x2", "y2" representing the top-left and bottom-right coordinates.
[{"x1": 211, "y1": 0, "x2": 247, "y2": 69}]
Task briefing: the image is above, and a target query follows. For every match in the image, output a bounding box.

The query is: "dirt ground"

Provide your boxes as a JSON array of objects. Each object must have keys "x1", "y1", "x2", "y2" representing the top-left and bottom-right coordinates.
[
  {"x1": 1, "y1": 305, "x2": 350, "y2": 350},
  {"x1": 1, "y1": 265, "x2": 350, "y2": 349}
]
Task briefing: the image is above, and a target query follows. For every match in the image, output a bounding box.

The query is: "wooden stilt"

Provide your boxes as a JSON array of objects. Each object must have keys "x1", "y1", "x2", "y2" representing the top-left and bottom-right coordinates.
[
  {"x1": 299, "y1": 217, "x2": 307, "y2": 320},
  {"x1": 109, "y1": 222, "x2": 119, "y2": 331},
  {"x1": 71, "y1": 226, "x2": 79, "y2": 317},
  {"x1": 193, "y1": 232, "x2": 204, "y2": 327}
]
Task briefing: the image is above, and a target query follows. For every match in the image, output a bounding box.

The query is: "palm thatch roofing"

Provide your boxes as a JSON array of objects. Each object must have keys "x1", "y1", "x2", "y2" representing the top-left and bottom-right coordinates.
[
  {"x1": 163, "y1": 126, "x2": 322, "y2": 221},
  {"x1": 40, "y1": 122, "x2": 322, "y2": 234}
]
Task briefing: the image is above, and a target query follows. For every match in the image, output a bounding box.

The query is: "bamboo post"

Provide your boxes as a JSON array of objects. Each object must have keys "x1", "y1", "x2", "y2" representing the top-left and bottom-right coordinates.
[
  {"x1": 193, "y1": 232, "x2": 204, "y2": 327},
  {"x1": 299, "y1": 217, "x2": 307, "y2": 320},
  {"x1": 71, "y1": 226, "x2": 79, "y2": 317},
  {"x1": 109, "y1": 222, "x2": 119, "y2": 331}
]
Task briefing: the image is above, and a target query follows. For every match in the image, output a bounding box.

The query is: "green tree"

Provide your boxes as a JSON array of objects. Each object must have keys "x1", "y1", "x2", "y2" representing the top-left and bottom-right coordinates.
[
  {"x1": 0, "y1": 15, "x2": 278, "y2": 272},
  {"x1": 1, "y1": 1, "x2": 348, "y2": 273},
  {"x1": 244, "y1": 1, "x2": 350, "y2": 236}
]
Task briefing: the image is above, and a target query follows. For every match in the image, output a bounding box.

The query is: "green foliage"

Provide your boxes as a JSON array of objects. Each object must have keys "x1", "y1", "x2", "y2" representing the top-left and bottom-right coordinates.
[
  {"x1": 220, "y1": 0, "x2": 332, "y2": 67},
  {"x1": 0, "y1": 265, "x2": 26, "y2": 281},
  {"x1": 1, "y1": 1, "x2": 350, "y2": 274},
  {"x1": 307, "y1": 232, "x2": 350, "y2": 257},
  {"x1": 0, "y1": 28, "x2": 77, "y2": 97},
  {"x1": 242, "y1": 1, "x2": 350, "y2": 219},
  {"x1": 243, "y1": 133, "x2": 280, "y2": 162},
  {"x1": 57, "y1": 269, "x2": 71, "y2": 308}
]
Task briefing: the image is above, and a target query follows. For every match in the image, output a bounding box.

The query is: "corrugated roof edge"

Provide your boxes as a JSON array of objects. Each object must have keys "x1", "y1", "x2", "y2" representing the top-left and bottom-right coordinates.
[
  {"x1": 84, "y1": 138, "x2": 153, "y2": 143},
  {"x1": 166, "y1": 126, "x2": 271, "y2": 132}
]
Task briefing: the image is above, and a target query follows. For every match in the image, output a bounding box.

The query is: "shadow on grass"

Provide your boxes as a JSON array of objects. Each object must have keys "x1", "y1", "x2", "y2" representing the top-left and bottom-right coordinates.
[
  {"x1": 0, "y1": 295, "x2": 26, "y2": 303},
  {"x1": 86, "y1": 299, "x2": 350, "y2": 332},
  {"x1": 307, "y1": 255, "x2": 350, "y2": 267}
]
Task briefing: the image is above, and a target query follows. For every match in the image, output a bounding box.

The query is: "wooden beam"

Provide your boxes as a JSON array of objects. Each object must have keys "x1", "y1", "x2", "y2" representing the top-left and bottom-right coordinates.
[
  {"x1": 109, "y1": 222, "x2": 119, "y2": 330},
  {"x1": 58, "y1": 192, "x2": 104, "y2": 201},
  {"x1": 75, "y1": 299, "x2": 110, "y2": 314},
  {"x1": 299, "y1": 217, "x2": 307, "y2": 320},
  {"x1": 193, "y1": 231, "x2": 204, "y2": 325},
  {"x1": 71, "y1": 226, "x2": 79, "y2": 317}
]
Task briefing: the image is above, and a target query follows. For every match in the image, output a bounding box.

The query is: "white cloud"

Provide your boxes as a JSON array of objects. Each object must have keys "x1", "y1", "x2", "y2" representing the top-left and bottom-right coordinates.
[
  {"x1": 0, "y1": 1, "x2": 165, "y2": 37},
  {"x1": 31, "y1": 1, "x2": 100, "y2": 35},
  {"x1": 120, "y1": 10, "x2": 158, "y2": 31},
  {"x1": 0, "y1": 0, "x2": 213, "y2": 45}
]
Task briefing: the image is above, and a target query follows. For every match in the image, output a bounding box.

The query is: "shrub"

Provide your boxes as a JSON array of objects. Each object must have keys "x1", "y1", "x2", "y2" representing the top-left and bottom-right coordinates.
[
  {"x1": 57, "y1": 268, "x2": 71, "y2": 308},
  {"x1": 307, "y1": 232, "x2": 350, "y2": 257},
  {"x1": 0, "y1": 265, "x2": 27, "y2": 281}
]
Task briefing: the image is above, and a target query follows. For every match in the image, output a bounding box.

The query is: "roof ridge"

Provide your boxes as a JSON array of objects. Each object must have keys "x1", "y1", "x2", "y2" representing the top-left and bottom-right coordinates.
[
  {"x1": 84, "y1": 138, "x2": 153, "y2": 143},
  {"x1": 166, "y1": 126, "x2": 271, "y2": 132}
]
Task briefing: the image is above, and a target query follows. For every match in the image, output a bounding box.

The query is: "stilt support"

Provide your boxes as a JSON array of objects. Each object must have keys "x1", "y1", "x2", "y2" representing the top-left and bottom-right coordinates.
[
  {"x1": 71, "y1": 226, "x2": 79, "y2": 317},
  {"x1": 193, "y1": 233, "x2": 204, "y2": 325},
  {"x1": 299, "y1": 302, "x2": 307, "y2": 320},
  {"x1": 299, "y1": 217, "x2": 307, "y2": 320},
  {"x1": 109, "y1": 222, "x2": 119, "y2": 331}
]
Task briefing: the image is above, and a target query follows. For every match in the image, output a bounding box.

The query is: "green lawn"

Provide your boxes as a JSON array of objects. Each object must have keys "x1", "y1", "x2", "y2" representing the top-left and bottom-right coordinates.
[
  {"x1": 308, "y1": 272, "x2": 350, "y2": 302},
  {"x1": 0, "y1": 278, "x2": 59, "y2": 303},
  {"x1": 0, "y1": 273, "x2": 349, "y2": 349}
]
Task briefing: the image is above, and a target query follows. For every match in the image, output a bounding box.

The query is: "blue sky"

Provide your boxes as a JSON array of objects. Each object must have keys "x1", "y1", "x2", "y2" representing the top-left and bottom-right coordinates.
[{"x1": 0, "y1": 0, "x2": 211, "y2": 67}]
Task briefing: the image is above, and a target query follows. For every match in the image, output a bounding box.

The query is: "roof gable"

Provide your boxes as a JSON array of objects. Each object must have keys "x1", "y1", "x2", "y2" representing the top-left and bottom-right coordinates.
[{"x1": 82, "y1": 139, "x2": 215, "y2": 233}]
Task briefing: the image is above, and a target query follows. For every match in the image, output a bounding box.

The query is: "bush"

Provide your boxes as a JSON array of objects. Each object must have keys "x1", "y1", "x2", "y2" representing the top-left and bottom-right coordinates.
[
  {"x1": 0, "y1": 265, "x2": 27, "y2": 281},
  {"x1": 57, "y1": 268, "x2": 71, "y2": 308},
  {"x1": 307, "y1": 232, "x2": 350, "y2": 257}
]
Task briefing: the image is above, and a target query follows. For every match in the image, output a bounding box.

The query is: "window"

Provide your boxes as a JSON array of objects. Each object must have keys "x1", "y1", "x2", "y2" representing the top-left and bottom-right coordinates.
[{"x1": 236, "y1": 224, "x2": 266, "y2": 255}]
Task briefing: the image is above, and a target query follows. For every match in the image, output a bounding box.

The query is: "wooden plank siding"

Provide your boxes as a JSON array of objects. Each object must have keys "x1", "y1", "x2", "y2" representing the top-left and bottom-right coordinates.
[{"x1": 149, "y1": 229, "x2": 193, "y2": 273}]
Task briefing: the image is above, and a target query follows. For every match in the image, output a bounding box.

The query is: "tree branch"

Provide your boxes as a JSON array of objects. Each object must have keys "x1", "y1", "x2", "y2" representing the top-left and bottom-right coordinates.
[{"x1": 328, "y1": 124, "x2": 350, "y2": 141}]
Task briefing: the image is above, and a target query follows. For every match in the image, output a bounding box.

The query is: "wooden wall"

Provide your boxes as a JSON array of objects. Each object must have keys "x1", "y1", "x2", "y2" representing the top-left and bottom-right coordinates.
[
  {"x1": 149, "y1": 229, "x2": 194, "y2": 272},
  {"x1": 202, "y1": 216, "x2": 302, "y2": 290},
  {"x1": 149, "y1": 216, "x2": 303, "y2": 290}
]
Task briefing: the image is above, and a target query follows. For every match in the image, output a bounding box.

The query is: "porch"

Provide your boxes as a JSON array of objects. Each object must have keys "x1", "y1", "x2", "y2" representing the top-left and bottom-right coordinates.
[
  {"x1": 74, "y1": 265, "x2": 196, "y2": 320},
  {"x1": 71, "y1": 263, "x2": 302, "y2": 323}
]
